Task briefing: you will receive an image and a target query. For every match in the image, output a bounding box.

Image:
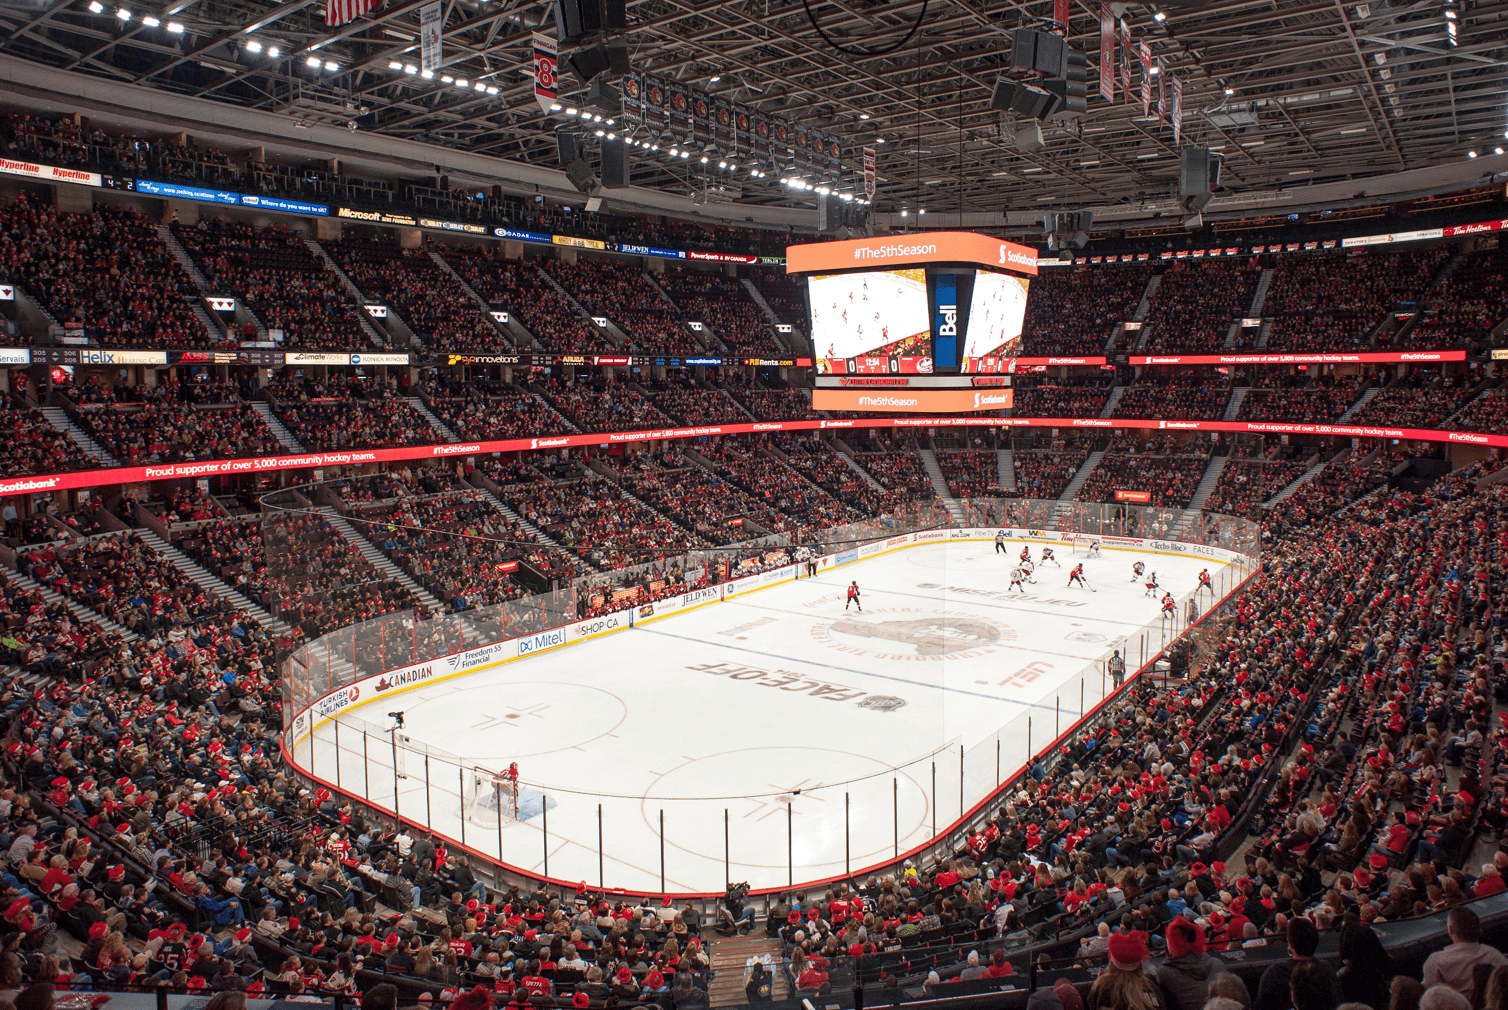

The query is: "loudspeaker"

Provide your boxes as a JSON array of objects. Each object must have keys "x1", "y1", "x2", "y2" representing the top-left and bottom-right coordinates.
[
  {"x1": 565, "y1": 158, "x2": 597, "y2": 193},
  {"x1": 1044, "y1": 48, "x2": 1087, "y2": 121},
  {"x1": 555, "y1": 0, "x2": 603, "y2": 44},
  {"x1": 1014, "y1": 122, "x2": 1045, "y2": 153},
  {"x1": 586, "y1": 77, "x2": 621, "y2": 114},
  {"x1": 990, "y1": 78, "x2": 1056, "y2": 120},
  {"x1": 1011, "y1": 29, "x2": 1065, "y2": 77},
  {"x1": 600, "y1": 140, "x2": 629, "y2": 189},
  {"x1": 605, "y1": 38, "x2": 631, "y2": 75},
  {"x1": 603, "y1": 0, "x2": 625, "y2": 33},
  {"x1": 1180, "y1": 146, "x2": 1215, "y2": 211},
  {"x1": 817, "y1": 193, "x2": 831, "y2": 233},
  {"x1": 491, "y1": 184, "x2": 503, "y2": 201},
  {"x1": 557, "y1": 130, "x2": 580, "y2": 165},
  {"x1": 569, "y1": 42, "x2": 611, "y2": 82}
]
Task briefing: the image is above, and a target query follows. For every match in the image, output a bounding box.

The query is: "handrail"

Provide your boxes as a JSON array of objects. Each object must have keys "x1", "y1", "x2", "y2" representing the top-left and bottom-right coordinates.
[{"x1": 0, "y1": 411, "x2": 1497, "y2": 499}]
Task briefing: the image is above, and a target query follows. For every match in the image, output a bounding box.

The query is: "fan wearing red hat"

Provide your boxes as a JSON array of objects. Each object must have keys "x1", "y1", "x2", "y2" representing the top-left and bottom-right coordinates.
[
  {"x1": 1156, "y1": 917, "x2": 1222, "y2": 1010},
  {"x1": 1087, "y1": 930, "x2": 1160, "y2": 1007}
]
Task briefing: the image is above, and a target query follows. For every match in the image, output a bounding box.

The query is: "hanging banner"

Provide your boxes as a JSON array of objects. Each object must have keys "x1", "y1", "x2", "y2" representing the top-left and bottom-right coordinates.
[
  {"x1": 793, "y1": 122, "x2": 810, "y2": 171},
  {"x1": 1155, "y1": 58, "x2": 1167, "y2": 126},
  {"x1": 1054, "y1": 0, "x2": 1069, "y2": 31},
  {"x1": 825, "y1": 132, "x2": 842, "y2": 174},
  {"x1": 692, "y1": 88, "x2": 712, "y2": 146},
  {"x1": 734, "y1": 105, "x2": 752, "y2": 160},
  {"x1": 622, "y1": 71, "x2": 643, "y2": 123},
  {"x1": 1138, "y1": 41, "x2": 1152, "y2": 118},
  {"x1": 1118, "y1": 22, "x2": 1132, "y2": 101},
  {"x1": 668, "y1": 82, "x2": 690, "y2": 138},
  {"x1": 753, "y1": 113, "x2": 770, "y2": 158},
  {"x1": 646, "y1": 75, "x2": 668, "y2": 130},
  {"x1": 714, "y1": 99, "x2": 733, "y2": 152},
  {"x1": 531, "y1": 33, "x2": 557, "y2": 115},
  {"x1": 420, "y1": 1, "x2": 443, "y2": 74},
  {"x1": 1171, "y1": 73, "x2": 1183, "y2": 144},
  {"x1": 1099, "y1": 2, "x2": 1114, "y2": 102},
  {"x1": 773, "y1": 117, "x2": 792, "y2": 156},
  {"x1": 863, "y1": 147, "x2": 876, "y2": 200}
]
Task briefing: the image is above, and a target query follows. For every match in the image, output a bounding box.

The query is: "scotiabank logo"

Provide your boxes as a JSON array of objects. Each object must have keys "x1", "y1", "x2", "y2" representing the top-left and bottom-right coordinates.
[
  {"x1": 973, "y1": 392, "x2": 1010, "y2": 409},
  {"x1": 1158, "y1": 421, "x2": 1202, "y2": 430},
  {"x1": 1000, "y1": 245, "x2": 1036, "y2": 269},
  {"x1": 530, "y1": 437, "x2": 570, "y2": 449},
  {"x1": 0, "y1": 476, "x2": 62, "y2": 494}
]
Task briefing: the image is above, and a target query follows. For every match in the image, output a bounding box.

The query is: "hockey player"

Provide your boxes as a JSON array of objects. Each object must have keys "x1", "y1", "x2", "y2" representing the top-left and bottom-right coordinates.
[
  {"x1": 1068, "y1": 563, "x2": 1087, "y2": 589},
  {"x1": 1088, "y1": 539, "x2": 1102, "y2": 559},
  {"x1": 995, "y1": 530, "x2": 1008, "y2": 554},
  {"x1": 1019, "y1": 544, "x2": 1032, "y2": 566},
  {"x1": 1040, "y1": 546, "x2": 1060, "y2": 567},
  {"x1": 1197, "y1": 568, "x2": 1214, "y2": 595},
  {"x1": 1020, "y1": 559, "x2": 1037, "y2": 584},
  {"x1": 1160, "y1": 592, "x2": 1177, "y2": 619},
  {"x1": 1131, "y1": 560, "x2": 1146, "y2": 583},
  {"x1": 1008, "y1": 567, "x2": 1027, "y2": 593},
  {"x1": 845, "y1": 581, "x2": 862, "y2": 612},
  {"x1": 1144, "y1": 571, "x2": 1159, "y2": 597}
]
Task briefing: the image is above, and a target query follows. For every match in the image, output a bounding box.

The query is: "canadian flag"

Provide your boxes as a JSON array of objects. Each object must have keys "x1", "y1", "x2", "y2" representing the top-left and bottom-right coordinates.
[{"x1": 326, "y1": 0, "x2": 377, "y2": 27}]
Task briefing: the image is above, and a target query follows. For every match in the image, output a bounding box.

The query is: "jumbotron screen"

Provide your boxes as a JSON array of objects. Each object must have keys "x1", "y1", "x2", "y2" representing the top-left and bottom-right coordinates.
[
  {"x1": 962, "y1": 270, "x2": 1030, "y2": 370},
  {"x1": 809, "y1": 268, "x2": 933, "y2": 375}
]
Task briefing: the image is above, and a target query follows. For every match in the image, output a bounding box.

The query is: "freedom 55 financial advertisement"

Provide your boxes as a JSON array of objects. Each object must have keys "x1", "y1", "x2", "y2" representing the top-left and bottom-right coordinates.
[{"x1": 809, "y1": 268, "x2": 933, "y2": 375}]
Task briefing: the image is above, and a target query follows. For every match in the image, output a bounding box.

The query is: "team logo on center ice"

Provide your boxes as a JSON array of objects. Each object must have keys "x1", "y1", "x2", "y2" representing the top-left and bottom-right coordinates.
[
  {"x1": 1065, "y1": 631, "x2": 1107, "y2": 643},
  {"x1": 858, "y1": 695, "x2": 908, "y2": 713},
  {"x1": 812, "y1": 608, "x2": 1012, "y2": 661}
]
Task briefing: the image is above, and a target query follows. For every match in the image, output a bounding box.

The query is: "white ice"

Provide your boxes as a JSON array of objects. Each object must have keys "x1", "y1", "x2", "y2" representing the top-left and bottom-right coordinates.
[
  {"x1": 308, "y1": 538, "x2": 1238, "y2": 894},
  {"x1": 808, "y1": 269, "x2": 930, "y2": 361}
]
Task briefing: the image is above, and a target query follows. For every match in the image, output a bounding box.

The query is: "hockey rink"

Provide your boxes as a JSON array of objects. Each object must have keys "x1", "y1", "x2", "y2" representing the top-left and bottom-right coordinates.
[{"x1": 306, "y1": 538, "x2": 1242, "y2": 894}]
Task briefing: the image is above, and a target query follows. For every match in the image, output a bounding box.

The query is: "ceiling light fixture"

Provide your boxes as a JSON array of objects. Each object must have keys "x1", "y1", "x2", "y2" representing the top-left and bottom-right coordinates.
[
  {"x1": 306, "y1": 55, "x2": 321, "y2": 67},
  {"x1": 166, "y1": 18, "x2": 182, "y2": 30},
  {"x1": 267, "y1": 45, "x2": 279, "y2": 56},
  {"x1": 324, "y1": 60, "x2": 339, "y2": 70},
  {"x1": 142, "y1": 14, "x2": 159, "y2": 25},
  {"x1": 246, "y1": 40, "x2": 263, "y2": 52},
  {"x1": 115, "y1": 7, "x2": 130, "y2": 19},
  {"x1": 1152, "y1": 10, "x2": 1166, "y2": 20}
]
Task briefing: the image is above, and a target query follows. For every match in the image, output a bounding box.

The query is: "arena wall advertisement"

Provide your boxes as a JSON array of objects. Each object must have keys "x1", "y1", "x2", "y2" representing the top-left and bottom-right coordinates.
[{"x1": 4, "y1": 413, "x2": 1499, "y2": 498}]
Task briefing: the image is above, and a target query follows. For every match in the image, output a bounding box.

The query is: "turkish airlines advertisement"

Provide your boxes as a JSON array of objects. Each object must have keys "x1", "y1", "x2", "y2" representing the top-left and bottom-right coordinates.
[
  {"x1": 963, "y1": 270, "x2": 1031, "y2": 365},
  {"x1": 809, "y1": 269, "x2": 932, "y2": 375}
]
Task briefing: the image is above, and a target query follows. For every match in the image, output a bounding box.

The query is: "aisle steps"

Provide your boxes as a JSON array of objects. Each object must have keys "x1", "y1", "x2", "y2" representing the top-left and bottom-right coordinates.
[
  {"x1": 707, "y1": 937, "x2": 787, "y2": 1009},
  {"x1": 837, "y1": 453, "x2": 886, "y2": 492},
  {"x1": 1057, "y1": 450, "x2": 1105, "y2": 504},
  {"x1": 39, "y1": 406, "x2": 118, "y2": 466},
  {"x1": 1338, "y1": 387, "x2": 1379, "y2": 424},
  {"x1": 1099, "y1": 387, "x2": 1125, "y2": 418},
  {"x1": 157, "y1": 224, "x2": 211, "y2": 291},
  {"x1": 1223, "y1": 388, "x2": 1250, "y2": 422},
  {"x1": 316, "y1": 507, "x2": 444, "y2": 614},
  {"x1": 251, "y1": 401, "x2": 307, "y2": 453},
  {"x1": 918, "y1": 449, "x2": 965, "y2": 523},
  {"x1": 1188, "y1": 453, "x2": 1230, "y2": 512},
  {"x1": 404, "y1": 396, "x2": 460, "y2": 442},
  {"x1": 134, "y1": 528, "x2": 292, "y2": 635},
  {"x1": 305, "y1": 239, "x2": 391, "y2": 348},
  {"x1": 998, "y1": 448, "x2": 1017, "y2": 492},
  {"x1": 5, "y1": 568, "x2": 138, "y2": 642},
  {"x1": 1262, "y1": 453, "x2": 1334, "y2": 508}
]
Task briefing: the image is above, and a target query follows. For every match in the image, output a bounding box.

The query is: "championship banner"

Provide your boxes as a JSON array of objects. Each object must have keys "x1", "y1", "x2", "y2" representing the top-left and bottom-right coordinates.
[
  {"x1": 622, "y1": 71, "x2": 643, "y2": 122},
  {"x1": 1118, "y1": 22, "x2": 1132, "y2": 101},
  {"x1": 644, "y1": 75, "x2": 667, "y2": 129},
  {"x1": 825, "y1": 133, "x2": 842, "y2": 173},
  {"x1": 1054, "y1": 0, "x2": 1069, "y2": 30},
  {"x1": 1099, "y1": 2, "x2": 1114, "y2": 101},
  {"x1": 420, "y1": 2, "x2": 442, "y2": 75},
  {"x1": 773, "y1": 117, "x2": 792, "y2": 155},
  {"x1": 531, "y1": 33, "x2": 557, "y2": 115},
  {"x1": 793, "y1": 123, "x2": 810, "y2": 171},
  {"x1": 714, "y1": 99, "x2": 733, "y2": 151},
  {"x1": 1155, "y1": 58, "x2": 1167, "y2": 126},
  {"x1": 668, "y1": 82, "x2": 690, "y2": 138},
  {"x1": 753, "y1": 113, "x2": 770, "y2": 157},
  {"x1": 691, "y1": 88, "x2": 712, "y2": 145},
  {"x1": 863, "y1": 147, "x2": 876, "y2": 200},
  {"x1": 1138, "y1": 42, "x2": 1152, "y2": 117},
  {"x1": 1171, "y1": 73, "x2": 1183, "y2": 144}
]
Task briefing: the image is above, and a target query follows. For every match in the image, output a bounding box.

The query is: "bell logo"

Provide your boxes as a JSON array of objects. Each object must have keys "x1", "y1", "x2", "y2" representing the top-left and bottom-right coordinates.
[{"x1": 938, "y1": 304, "x2": 957, "y2": 337}]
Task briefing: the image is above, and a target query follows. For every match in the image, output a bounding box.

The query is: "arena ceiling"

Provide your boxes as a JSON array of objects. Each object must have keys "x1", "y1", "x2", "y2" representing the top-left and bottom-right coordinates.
[{"x1": 0, "y1": 0, "x2": 1504, "y2": 217}]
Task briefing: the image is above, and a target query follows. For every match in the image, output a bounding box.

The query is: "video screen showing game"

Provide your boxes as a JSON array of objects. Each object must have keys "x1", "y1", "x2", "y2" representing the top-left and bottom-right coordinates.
[
  {"x1": 962, "y1": 269, "x2": 1030, "y2": 371},
  {"x1": 808, "y1": 268, "x2": 932, "y2": 374}
]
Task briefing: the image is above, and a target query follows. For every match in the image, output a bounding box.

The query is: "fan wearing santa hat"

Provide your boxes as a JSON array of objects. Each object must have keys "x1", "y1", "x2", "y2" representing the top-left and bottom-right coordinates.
[
  {"x1": 1086, "y1": 930, "x2": 1164, "y2": 1009},
  {"x1": 1155, "y1": 917, "x2": 1223, "y2": 1010}
]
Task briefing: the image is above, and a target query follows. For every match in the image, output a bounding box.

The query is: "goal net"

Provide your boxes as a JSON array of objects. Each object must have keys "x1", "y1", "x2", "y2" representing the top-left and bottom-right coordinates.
[
  {"x1": 462, "y1": 763, "x2": 520, "y2": 825},
  {"x1": 1070, "y1": 534, "x2": 1099, "y2": 556}
]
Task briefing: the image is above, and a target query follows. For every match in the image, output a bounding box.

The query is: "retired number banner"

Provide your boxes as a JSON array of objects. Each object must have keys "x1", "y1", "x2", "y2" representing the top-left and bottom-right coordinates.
[
  {"x1": 532, "y1": 33, "x2": 557, "y2": 115},
  {"x1": 1138, "y1": 41, "x2": 1152, "y2": 118},
  {"x1": 863, "y1": 147, "x2": 876, "y2": 200}
]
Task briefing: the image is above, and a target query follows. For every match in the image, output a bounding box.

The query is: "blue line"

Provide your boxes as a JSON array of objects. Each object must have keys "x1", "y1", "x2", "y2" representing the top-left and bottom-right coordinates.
[{"x1": 630, "y1": 624, "x2": 1066, "y2": 713}]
